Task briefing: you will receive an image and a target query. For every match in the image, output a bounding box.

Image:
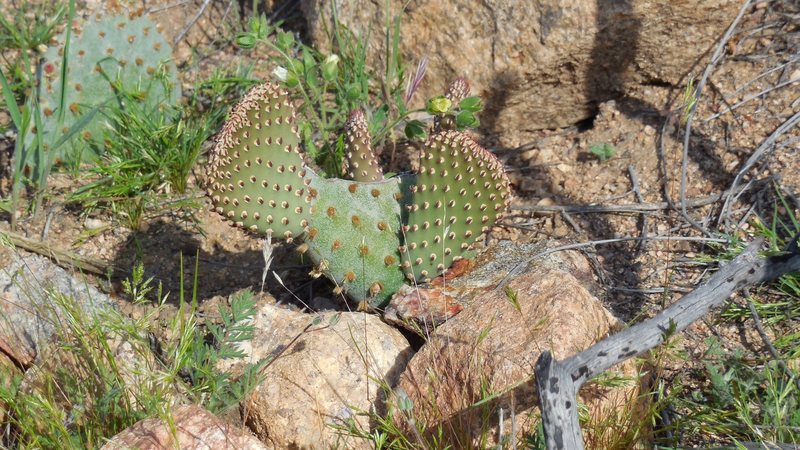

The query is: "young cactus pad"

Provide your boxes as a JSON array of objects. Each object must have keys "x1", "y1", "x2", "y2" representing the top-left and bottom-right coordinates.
[
  {"x1": 343, "y1": 109, "x2": 383, "y2": 182},
  {"x1": 27, "y1": 9, "x2": 180, "y2": 170}
]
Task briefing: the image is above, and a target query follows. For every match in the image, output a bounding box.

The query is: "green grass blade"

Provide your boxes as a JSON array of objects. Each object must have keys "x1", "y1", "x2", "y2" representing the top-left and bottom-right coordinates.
[{"x1": 0, "y1": 68, "x2": 23, "y2": 127}]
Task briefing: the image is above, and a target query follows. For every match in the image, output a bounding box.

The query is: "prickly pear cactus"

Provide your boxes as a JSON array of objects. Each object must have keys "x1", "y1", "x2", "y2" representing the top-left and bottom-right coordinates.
[
  {"x1": 206, "y1": 80, "x2": 512, "y2": 308},
  {"x1": 303, "y1": 173, "x2": 406, "y2": 306},
  {"x1": 26, "y1": 9, "x2": 180, "y2": 170}
]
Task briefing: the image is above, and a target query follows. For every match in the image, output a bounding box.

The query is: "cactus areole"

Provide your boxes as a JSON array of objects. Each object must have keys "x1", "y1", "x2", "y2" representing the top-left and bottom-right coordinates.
[{"x1": 206, "y1": 81, "x2": 511, "y2": 308}]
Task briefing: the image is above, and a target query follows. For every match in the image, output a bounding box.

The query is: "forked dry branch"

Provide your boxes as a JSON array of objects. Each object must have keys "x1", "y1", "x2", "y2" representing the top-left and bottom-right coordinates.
[{"x1": 534, "y1": 235, "x2": 800, "y2": 450}]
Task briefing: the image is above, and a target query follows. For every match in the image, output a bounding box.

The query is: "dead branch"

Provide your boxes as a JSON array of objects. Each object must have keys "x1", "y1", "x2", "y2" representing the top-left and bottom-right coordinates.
[
  {"x1": 534, "y1": 236, "x2": 800, "y2": 450},
  {"x1": 510, "y1": 184, "x2": 750, "y2": 215},
  {"x1": 1, "y1": 231, "x2": 116, "y2": 277}
]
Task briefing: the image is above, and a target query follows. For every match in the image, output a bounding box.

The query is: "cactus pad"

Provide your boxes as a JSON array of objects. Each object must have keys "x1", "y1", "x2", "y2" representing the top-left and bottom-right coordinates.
[
  {"x1": 206, "y1": 83, "x2": 311, "y2": 241},
  {"x1": 343, "y1": 109, "x2": 383, "y2": 182},
  {"x1": 303, "y1": 172, "x2": 405, "y2": 307},
  {"x1": 399, "y1": 131, "x2": 511, "y2": 282},
  {"x1": 27, "y1": 9, "x2": 180, "y2": 167}
]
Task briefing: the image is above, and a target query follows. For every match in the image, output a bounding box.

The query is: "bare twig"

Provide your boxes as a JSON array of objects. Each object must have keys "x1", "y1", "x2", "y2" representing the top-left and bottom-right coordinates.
[
  {"x1": 628, "y1": 164, "x2": 649, "y2": 251},
  {"x1": 704, "y1": 56, "x2": 800, "y2": 122},
  {"x1": 174, "y1": 0, "x2": 213, "y2": 46},
  {"x1": 679, "y1": 0, "x2": 754, "y2": 237},
  {"x1": 719, "y1": 111, "x2": 800, "y2": 227},
  {"x1": 1, "y1": 230, "x2": 115, "y2": 277},
  {"x1": 510, "y1": 184, "x2": 750, "y2": 215}
]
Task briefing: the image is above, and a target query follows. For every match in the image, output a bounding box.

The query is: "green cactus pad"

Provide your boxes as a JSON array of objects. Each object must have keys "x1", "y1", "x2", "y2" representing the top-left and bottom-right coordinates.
[
  {"x1": 303, "y1": 171, "x2": 405, "y2": 307},
  {"x1": 27, "y1": 9, "x2": 180, "y2": 169},
  {"x1": 399, "y1": 131, "x2": 511, "y2": 282},
  {"x1": 343, "y1": 109, "x2": 383, "y2": 182},
  {"x1": 206, "y1": 83, "x2": 312, "y2": 241}
]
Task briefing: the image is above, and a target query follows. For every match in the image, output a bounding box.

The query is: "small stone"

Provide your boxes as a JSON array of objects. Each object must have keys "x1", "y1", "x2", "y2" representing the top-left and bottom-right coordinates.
[
  {"x1": 84, "y1": 217, "x2": 108, "y2": 230},
  {"x1": 644, "y1": 125, "x2": 656, "y2": 136}
]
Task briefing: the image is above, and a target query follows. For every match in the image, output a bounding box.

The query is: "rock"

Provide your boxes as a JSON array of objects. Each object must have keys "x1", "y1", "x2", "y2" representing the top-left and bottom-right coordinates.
[
  {"x1": 389, "y1": 241, "x2": 641, "y2": 445},
  {"x1": 101, "y1": 404, "x2": 267, "y2": 450},
  {"x1": 84, "y1": 217, "x2": 109, "y2": 231},
  {"x1": 384, "y1": 240, "x2": 597, "y2": 332},
  {"x1": 301, "y1": 0, "x2": 740, "y2": 141},
  {"x1": 0, "y1": 254, "x2": 117, "y2": 367},
  {"x1": 236, "y1": 304, "x2": 413, "y2": 449}
]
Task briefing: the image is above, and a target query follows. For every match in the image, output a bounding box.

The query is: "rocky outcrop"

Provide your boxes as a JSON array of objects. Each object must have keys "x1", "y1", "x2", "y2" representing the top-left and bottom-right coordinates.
[
  {"x1": 235, "y1": 305, "x2": 413, "y2": 449},
  {"x1": 389, "y1": 242, "x2": 642, "y2": 445},
  {"x1": 0, "y1": 254, "x2": 117, "y2": 368},
  {"x1": 301, "y1": 0, "x2": 740, "y2": 143},
  {"x1": 101, "y1": 404, "x2": 267, "y2": 450}
]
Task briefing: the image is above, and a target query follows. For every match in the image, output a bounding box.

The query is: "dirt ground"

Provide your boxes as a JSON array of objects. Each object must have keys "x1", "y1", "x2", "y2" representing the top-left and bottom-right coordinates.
[{"x1": 1, "y1": 0, "x2": 798, "y2": 444}]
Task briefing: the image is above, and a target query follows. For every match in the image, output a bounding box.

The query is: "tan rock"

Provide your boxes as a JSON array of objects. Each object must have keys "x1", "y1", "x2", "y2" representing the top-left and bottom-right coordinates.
[
  {"x1": 101, "y1": 404, "x2": 266, "y2": 450},
  {"x1": 301, "y1": 0, "x2": 739, "y2": 142},
  {"x1": 238, "y1": 306, "x2": 412, "y2": 449},
  {"x1": 390, "y1": 242, "x2": 643, "y2": 445}
]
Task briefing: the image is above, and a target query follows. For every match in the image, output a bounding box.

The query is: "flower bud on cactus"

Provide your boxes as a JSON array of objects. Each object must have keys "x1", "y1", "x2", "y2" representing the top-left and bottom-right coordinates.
[{"x1": 435, "y1": 77, "x2": 470, "y2": 131}]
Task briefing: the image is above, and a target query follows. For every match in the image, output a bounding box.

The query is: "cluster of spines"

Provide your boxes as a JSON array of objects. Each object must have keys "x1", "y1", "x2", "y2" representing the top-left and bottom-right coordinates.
[
  {"x1": 399, "y1": 131, "x2": 511, "y2": 281},
  {"x1": 206, "y1": 83, "x2": 312, "y2": 242},
  {"x1": 343, "y1": 109, "x2": 383, "y2": 182}
]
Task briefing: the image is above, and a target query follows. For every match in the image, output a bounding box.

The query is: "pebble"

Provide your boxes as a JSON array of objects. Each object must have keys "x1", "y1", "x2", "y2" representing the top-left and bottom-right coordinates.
[
  {"x1": 84, "y1": 218, "x2": 108, "y2": 230},
  {"x1": 644, "y1": 125, "x2": 656, "y2": 136}
]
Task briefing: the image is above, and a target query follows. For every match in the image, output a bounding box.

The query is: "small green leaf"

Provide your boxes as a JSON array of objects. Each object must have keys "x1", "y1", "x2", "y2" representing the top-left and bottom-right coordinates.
[
  {"x1": 312, "y1": 315, "x2": 323, "y2": 326},
  {"x1": 404, "y1": 120, "x2": 427, "y2": 140},
  {"x1": 235, "y1": 33, "x2": 256, "y2": 49},
  {"x1": 276, "y1": 31, "x2": 295, "y2": 50},
  {"x1": 328, "y1": 313, "x2": 341, "y2": 327},
  {"x1": 345, "y1": 83, "x2": 361, "y2": 101},
  {"x1": 455, "y1": 110, "x2": 479, "y2": 129},
  {"x1": 459, "y1": 96, "x2": 482, "y2": 112},
  {"x1": 589, "y1": 143, "x2": 616, "y2": 162},
  {"x1": 426, "y1": 96, "x2": 452, "y2": 114},
  {"x1": 321, "y1": 54, "x2": 339, "y2": 81}
]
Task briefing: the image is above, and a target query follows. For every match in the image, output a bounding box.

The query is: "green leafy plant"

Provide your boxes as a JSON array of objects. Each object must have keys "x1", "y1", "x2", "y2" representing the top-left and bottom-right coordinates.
[
  {"x1": 0, "y1": 251, "x2": 269, "y2": 447},
  {"x1": 590, "y1": 142, "x2": 616, "y2": 162},
  {"x1": 68, "y1": 66, "x2": 256, "y2": 230},
  {"x1": 205, "y1": 81, "x2": 512, "y2": 309},
  {"x1": 233, "y1": 10, "x2": 481, "y2": 177}
]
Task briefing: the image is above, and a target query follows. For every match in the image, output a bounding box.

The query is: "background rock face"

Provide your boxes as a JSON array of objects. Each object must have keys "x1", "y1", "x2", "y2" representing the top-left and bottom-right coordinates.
[
  {"x1": 238, "y1": 305, "x2": 412, "y2": 449},
  {"x1": 302, "y1": 0, "x2": 739, "y2": 142}
]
